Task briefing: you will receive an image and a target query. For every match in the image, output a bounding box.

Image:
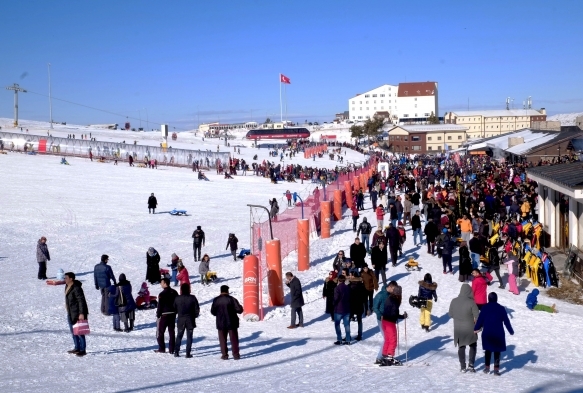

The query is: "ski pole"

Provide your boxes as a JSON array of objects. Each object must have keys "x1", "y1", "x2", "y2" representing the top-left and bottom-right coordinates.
[
  {"x1": 396, "y1": 320, "x2": 400, "y2": 357},
  {"x1": 404, "y1": 317, "x2": 408, "y2": 364}
]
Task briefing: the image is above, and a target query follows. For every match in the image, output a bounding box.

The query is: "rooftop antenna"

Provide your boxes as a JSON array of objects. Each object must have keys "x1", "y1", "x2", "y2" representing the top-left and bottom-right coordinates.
[
  {"x1": 6, "y1": 83, "x2": 27, "y2": 127},
  {"x1": 528, "y1": 96, "x2": 532, "y2": 109},
  {"x1": 506, "y1": 97, "x2": 510, "y2": 110}
]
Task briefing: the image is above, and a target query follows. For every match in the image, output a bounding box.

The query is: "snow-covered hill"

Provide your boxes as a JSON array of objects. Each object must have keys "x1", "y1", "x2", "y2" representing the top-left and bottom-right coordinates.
[{"x1": 547, "y1": 112, "x2": 583, "y2": 126}]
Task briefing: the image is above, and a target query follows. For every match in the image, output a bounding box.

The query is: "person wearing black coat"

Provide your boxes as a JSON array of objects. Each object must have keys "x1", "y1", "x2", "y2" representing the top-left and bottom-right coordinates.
[
  {"x1": 349, "y1": 274, "x2": 366, "y2": 341},
  {"x1": 64, "y1": 272, "x2": 89, "y2": 356},
  {"x1": 322, "y1": 272, "x2": 337, "y2": 320},
  {"x1": 148, "y1": 193, "x2": 157, "y2": 214},
  {"x1": 333, "y1": 276, "x2": 352, "y2": 345},
  {"x1": 385, "y1": 224, "x2": 401, "y2": 267},
  {"x1": 146, "y1": 247, "x2": 161, "y2": 284},
  {"x1": 412, "y1": 211, "x2": 423, "y2": 246},
  {"x1": 332, "y1": 251, "x2": 347, "y2": 273},
  {"x1": 225, "y1": 233, "x2": 239, "y2": 261},
  {"x1": 458, "y1": 242, "x2": 473, "y2": 282},
  {"x1": 285, "y1": 272, "x2": 305, "y2": 328},
  {"x1": 116, "y1": 273, "x2": 137, "y2": 332},
  {"x1": 192, "y1": 226, "x2": 206, "y2": 262},
  {"x1": 210, "y1": 285, "x2": 244, "y2": 360},
  {"x1": 424, "y1": 218, "x2": 439, "y2": 255},
  {"x1": 371, "y1": 242, "x2": 388, "y2": 285},
  {"x1": 438, "y1": 229, "x2": 455, "y2": 274},
  {"x1": 173, "y1": 283, "x2": 200, "y2": 358},
  {"x1": 155, "y1": 278, "x2": 179, "y2": 354},
  {"x1": 350, "y1": 238, "x2": 367, "y2": 269}
]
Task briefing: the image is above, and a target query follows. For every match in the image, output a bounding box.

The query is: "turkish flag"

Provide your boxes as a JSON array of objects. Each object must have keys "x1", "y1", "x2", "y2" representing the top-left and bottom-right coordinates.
[{"x1": 280, "y1": 74, "x2": 291, "y2": 84}]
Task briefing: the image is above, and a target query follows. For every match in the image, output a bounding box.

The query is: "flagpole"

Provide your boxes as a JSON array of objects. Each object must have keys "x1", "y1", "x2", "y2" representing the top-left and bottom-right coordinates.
[
  {"x1": 284, "y1": 83, "x2": 288, "y2": 125},
  {"x1": 279, "y1": 74, "x2": 283, "y2": 122}
]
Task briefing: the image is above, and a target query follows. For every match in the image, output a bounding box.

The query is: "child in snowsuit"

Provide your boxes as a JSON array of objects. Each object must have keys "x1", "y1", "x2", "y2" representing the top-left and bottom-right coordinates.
[
  {"x1": 168, "y1": 253, "x2": 180, "y2": 287},
  {"x1": 107, "y1": 285, "x2": 121, "y2": 331},
  {"x1": 418, "y1": 273, "x2": 438, "y2": 332},
  {"x1": 526, "y1": 289, "x2": 557, "y2": 313},
  {"x1": 199, "y1": 254, "x2": 210, "y2": 285},
  {"x1": 136, "y1": 282, "x2": 151, "y2": 308}
]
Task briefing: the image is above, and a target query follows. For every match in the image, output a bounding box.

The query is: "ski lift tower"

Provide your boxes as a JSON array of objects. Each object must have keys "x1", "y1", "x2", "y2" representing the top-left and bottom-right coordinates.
[{"x1": 5, "y1": 83, "x2": 27, "y2": 127}]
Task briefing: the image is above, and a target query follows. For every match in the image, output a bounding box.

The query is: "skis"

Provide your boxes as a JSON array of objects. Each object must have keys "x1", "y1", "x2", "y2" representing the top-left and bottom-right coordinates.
[{"x1": 360, "y1": 361, "x2": 429, "y2": 369}]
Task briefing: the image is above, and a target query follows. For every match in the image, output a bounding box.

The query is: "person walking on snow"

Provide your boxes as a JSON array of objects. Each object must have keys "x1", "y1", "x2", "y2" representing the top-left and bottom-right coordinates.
[
  {"x1": 471, "y1": 269, "x2": 488, "y2": 310},
  {"x1": 322, "y1": 271, "x2": 338, "y2": 321},
  {"x1": 474, "y1": 292, "x2": 514, "y2": 376},
  {"x1": 64, "y1": 272, "x2": 89, "y2": 357},
  {"x1": 418, "y1": 273, "x2": 437, "y2": 332},
  {"x1": 225, "y1": 233, "x2": 239, "y2": 261},
  {"x1": 449, "y1": 283, "x2": 480, "y2": 373},
  {"x1": 357, "y1": 217, "x2": 372, "y2": 251},
  {"x1": 94, "y1": 254, "x2": 116, "y2": 315},
  {"x1": 36, "y1": 236, "x2": 50, "y2": 280},
  {"x1": 148, "y1": 193, "x2": 157, "y2": 214},
  {"x1": 210, "y1": 285, "x2": 244, "y2": 360},
  {"x1": 192, "y1": 226, "x2": 205, "y2": 262},
  {"x1": 286, "y1": 272, "x2": 305, "y2": 328},
  {"x1": 173, "y1": 283, "x2": 200, "y2": 358},
  {"x1": 372, "y1": 281, "x2": 393, "y2": 363},
  {"x1": 155, "y1": 278, "x2": 178, "y2": 354},
  {"x1": 333, "y1": 274, "x2": 352, "y2": 345}
]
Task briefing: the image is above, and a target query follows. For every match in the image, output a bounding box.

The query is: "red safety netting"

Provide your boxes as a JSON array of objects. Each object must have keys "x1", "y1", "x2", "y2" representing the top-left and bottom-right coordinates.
[{"x1": 251, "y1": 157, "x2": 378, "y2": 279}]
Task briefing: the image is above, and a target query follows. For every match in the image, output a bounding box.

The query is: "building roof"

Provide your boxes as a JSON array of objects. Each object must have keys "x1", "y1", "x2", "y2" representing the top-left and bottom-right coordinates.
[
  {"x1": 397, "y1": 82, "x2": 437, "y2": 97},
  {"x1": 399, "y1": 124, "x2": 467, "y2": 133},
  {"x1": 448, "y1": 109, "x2": 544, "y2": 117},
  {"x1": 467, "y1": 129, "x2": 551, "y2": 151},
  {"x1": 527, "y1": 163, "x2": 583, "y2": 189},
  {"x1": 512, "y1": 129, "x2": 583, "y2": 155}
]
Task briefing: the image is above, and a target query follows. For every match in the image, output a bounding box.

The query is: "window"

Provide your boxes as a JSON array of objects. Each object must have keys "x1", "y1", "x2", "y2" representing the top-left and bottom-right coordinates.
[
  {"x1": 365, "y1": 95, "x2": 370, "y2": 98},
  {"x1": 374, "y1": 101, "x2": 376, "y2": 104},
  {"x1": 366, "y1": 107, "x2": 369, "y2": 110},
  {"x1": 404, "y1": 136, "x2": 408, "y2": 141},
  {"x1": 381, "y1": 106, "x2": 384, "y2": 109},
  {"x1": 396, "y1": 136, "x2": 400, "y2": 140},
  {"x1": 414, "y1": 98, "x2": 417, "y2": 101},
  {"x1": 428, "y1": 136, "x2": 432, "y2": 141},
  {"x1": 404, "y1": 147, "x2": 408, "y2": 150},
  {"x1": 436, "y1": 145, "x2": 441, "y2": 150},
  {"x1": 352, "y1": 108, "x2": 355, "y2": 111},
  {"x1": 412, "y1": 136, "x2": 420, "y2": 141},
  {"x1": 358, "y1": 116, "x2": 362, "y2": 119},
  {"x1": 415, "y1": 104, "x2": 417, "y2": 108},
  {"x1": 389, "y1": 136, "x2": 394, "y2": 141},
  {"x1": 366, "y1": 101, "x2": 369, "y2": 104},
  {"x1": 389, "y1": 100, "x2": 391, "y2": 103},
  {"x1": 381, "y1": 100, "x2": 383, "y2": 103},
  {"x1": 412, "y1": 145, "x2": 421, "y2": 151},
  {"x1": 351, "y1": 101, "x2": 355, "y2": 104},
  {"x1": 447, "y1": 136, "x2": 452, "y2": 140},
  {"x1": 403, "y1": 114, "x2": 409, "y2": 118},
  {"x1": 374, "y1": 107, "x2": 376, "y2": 110},
  {"x1": 359, "y1": 101, "x2": 362, "y2": 104},
  {"x1": 389, "y1": 106, "x2": 391, "y2": 109},
  {"x1": 352, "y1": 116, "x2": 355, "y2": 119},
  {"x1": 380, "y1": 94, "x2": 385, "y2": 97},
  {"x1": 360, "y1": 107, "x2": 362, "y2": 110},
  {"x1": 428, "y1": 146, "x2": 432, "y2": 150},
  {"x1": 415, "y1": 114, "x2": 418, "y2": 117},
  {"x1": 425, "y1": 113, "x2": 430, "y2": 116},
  {"x1": 458, "y1": 135, "x2": 462, "y2": 140},
  {"x1": 372, "y1": 94, "x2": 377, "y2": 97},
  {"x1": 366, "y1": 115, "x2": 370, "y2": 119},
  {"x1": 437, "y1": 136, "x2": 442, "y2": 140}
]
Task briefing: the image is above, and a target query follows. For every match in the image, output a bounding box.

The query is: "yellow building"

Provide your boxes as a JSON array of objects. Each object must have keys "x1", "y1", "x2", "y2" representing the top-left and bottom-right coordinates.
[
  {"x1": 386, "y1": 124, "x2": 468, "y2": 154},
  {"x1": 444, "y1": 109, "x2": 547, "y2": 139}
]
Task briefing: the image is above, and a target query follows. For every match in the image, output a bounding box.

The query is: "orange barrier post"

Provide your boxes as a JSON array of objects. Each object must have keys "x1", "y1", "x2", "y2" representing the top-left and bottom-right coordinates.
[
  {"x1": 297, "y1": 219, "x2": 310, "y2": 271},
  {"x1": 333, "y1": 189, "x2": 342, "y2": 221},
  {"x1": 360, "y1": 174, "x2": 366, "y2": 191},
  {"x1": 321, "y1": 201, "x2": 332, "y2": 238},
  {"x1": 344, "y1": 180, "x2": 353, "y2": 208},
  {"x1": 353, "y1": 176, "x2": 360, "y2": 191},
  {"x1": 242, "y1": 255, "x2": 260, "y2": 320},
  {"x1": 265, "y1": 239, "x2": 284, "y2": 306}
]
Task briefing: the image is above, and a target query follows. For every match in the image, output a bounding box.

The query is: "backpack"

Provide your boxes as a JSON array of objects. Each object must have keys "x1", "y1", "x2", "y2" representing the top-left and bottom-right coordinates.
[{"x1": 115, "y1": 288, "x2": 127, "y2": 307}]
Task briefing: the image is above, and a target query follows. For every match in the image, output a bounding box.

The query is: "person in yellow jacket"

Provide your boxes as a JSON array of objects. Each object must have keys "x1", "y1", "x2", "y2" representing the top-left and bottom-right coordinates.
[
  {"x1": 521, "y1": 200, "x2": 531, "y2": 219},
  {"x1": 457, "y1": 214, "x2": 473, "y2": 242}
]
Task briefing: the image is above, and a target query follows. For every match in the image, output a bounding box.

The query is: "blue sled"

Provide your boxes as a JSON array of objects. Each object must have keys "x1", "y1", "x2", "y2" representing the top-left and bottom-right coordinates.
[{"x1": 170, "y1": 209, "x2": 187, "y2": 216}]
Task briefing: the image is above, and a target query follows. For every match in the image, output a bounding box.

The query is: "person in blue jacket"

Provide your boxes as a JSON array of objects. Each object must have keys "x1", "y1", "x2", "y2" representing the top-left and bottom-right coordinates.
[
  {"x1": 107, "y1": 285, "x2": 121, "y2": 332},
  {"x1": 474, "y1": 292, "x2": 514, "y2": 375},
  {"x1": 526, "y1": 289, "x2": 557, "y2": 313},
  {"x1": 94, "y1": 255, "x2": 117, "y2": 315},
  {"x1": 333, "y1": 275, "x2": 352, "y2": 345}
]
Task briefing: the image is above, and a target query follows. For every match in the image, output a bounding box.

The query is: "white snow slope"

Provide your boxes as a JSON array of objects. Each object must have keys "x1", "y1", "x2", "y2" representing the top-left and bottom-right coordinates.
[
  {"x1": 546, "y1": 112, "x2": 583, "y2": 126},
  {"x1": 1, "y1": 121, "x2": 583, "y2": 393}
]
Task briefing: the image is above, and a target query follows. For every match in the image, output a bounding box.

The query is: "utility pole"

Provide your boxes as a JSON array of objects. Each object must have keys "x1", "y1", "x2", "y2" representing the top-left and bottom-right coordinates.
[
  {"x1": 6, "y1": 83, "x2": 27, "y2": 127},
  {"x1": 48, "y1": 63, "x2": 53, "y2": 129}
]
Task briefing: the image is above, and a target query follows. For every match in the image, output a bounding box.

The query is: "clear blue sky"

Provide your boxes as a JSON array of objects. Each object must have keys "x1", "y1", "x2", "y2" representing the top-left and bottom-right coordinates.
[{"x1": 1, "y1": 0, "x2": 582, "y2": 130}]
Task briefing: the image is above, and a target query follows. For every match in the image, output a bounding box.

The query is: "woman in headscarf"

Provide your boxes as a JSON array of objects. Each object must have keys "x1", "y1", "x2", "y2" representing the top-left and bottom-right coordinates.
[
  {"x1": 474, "y1": 292, "x2": 514, "y2": 376},
  {"x1": 146, "y1": 247, "x2": 161, "y2": 284},
  {"x1": 449, "y1": 283, "x2": 480, "y2": 373}
]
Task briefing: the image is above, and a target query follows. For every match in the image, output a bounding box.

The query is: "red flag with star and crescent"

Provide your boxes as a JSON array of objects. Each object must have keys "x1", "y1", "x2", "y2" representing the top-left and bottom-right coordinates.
[{"x1": 280, "y1": 74, "x2": 291, "y2": 84}]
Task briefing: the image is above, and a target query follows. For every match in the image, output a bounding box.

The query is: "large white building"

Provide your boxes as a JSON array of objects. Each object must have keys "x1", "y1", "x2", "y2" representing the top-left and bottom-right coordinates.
[
  {"x1": 348, "y1": 82, "x2": 438, "y2": 124},
  {"x1": 444, "y1": 109, "x2": 547, "y2": 139}
]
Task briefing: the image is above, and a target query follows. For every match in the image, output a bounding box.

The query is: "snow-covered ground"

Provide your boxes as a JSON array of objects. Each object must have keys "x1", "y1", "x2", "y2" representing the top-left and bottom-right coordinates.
[
  {"x1": 1, "y1": 123, "x2": 583, "y2": 392},
  {"x1": 547, "y1": 112, "x2": 583, "y2": 126}
]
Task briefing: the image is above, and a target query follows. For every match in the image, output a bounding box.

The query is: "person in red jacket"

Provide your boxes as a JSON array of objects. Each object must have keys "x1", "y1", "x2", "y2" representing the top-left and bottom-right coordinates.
[
  {"x1": 351, "y1": 204, "x2": 359, "y2": 232},
  {"x1": 376, "y1": 205, "x2": 385, "y2": 230},
  {"x1": 471, "y1": 269, "x2": 488, "y2": 310}
]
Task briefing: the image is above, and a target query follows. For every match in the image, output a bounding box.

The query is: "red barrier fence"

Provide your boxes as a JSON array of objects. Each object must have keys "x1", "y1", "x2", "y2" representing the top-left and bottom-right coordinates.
[{"x1": 251, "y1": 157, "x2": 377, "y2": 278}]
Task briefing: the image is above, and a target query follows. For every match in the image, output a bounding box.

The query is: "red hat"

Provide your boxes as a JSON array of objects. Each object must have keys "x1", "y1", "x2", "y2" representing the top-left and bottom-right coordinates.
[{"x1": 398, "y1": 221, "x2": 403, "y2": 225}]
